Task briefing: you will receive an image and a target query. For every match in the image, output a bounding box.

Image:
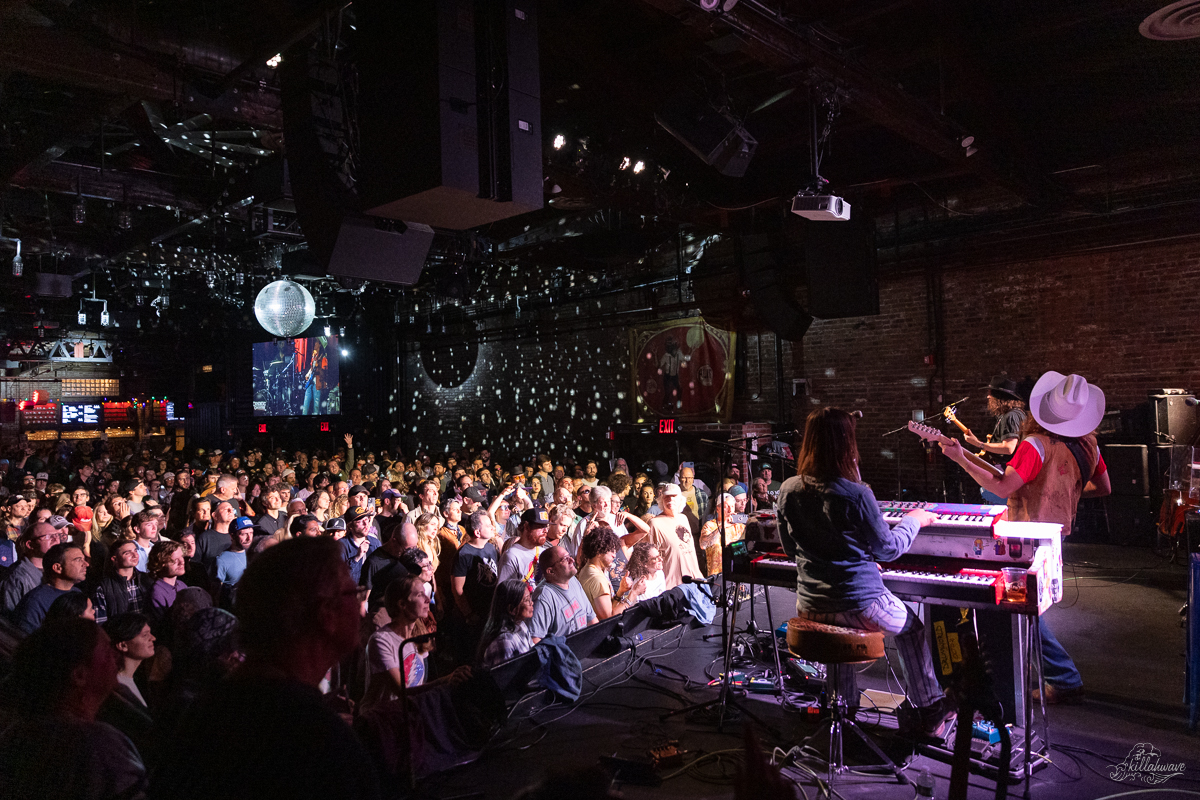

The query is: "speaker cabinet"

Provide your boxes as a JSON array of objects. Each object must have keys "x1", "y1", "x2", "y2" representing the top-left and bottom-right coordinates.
[
  {"x1": 739, "y1": 235, "x2": 812, "y2": 341},
  {"x1": 1151, "y1": 394, "x2": 1199, "y2": 446},
  {"x1": 1102, "y1": 444, "x2": 1149, "y2": 497},
  {"x1": 1105, "y1": 495, "x2": 1156, "y2": 547},
  {"x1": 655, "y1": 91, "x2": 758, "y2": 178},
  {"x1": 356, "y1": 0, "x2": 542, "y2": 230},
  {"x1": 327, "y1": 214, "x2": 435, "y2": 286},
  {"x1": 803, "y1": 214, "x2": 879, "y2": 319}
]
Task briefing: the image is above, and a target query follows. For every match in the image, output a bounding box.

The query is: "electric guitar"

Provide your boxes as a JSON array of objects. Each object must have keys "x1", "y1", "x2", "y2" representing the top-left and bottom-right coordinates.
[
  {"x1": 943, "y1": 406, "x2": 990, "y2": 457},
  {"x1": 908, "y1": 420, "x2": 1005, "y2": 479}
]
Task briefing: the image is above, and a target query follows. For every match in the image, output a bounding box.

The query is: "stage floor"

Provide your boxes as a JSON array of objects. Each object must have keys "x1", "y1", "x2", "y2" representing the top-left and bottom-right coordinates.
[{"x1": 422, "y1": 542, "x2": 1198, "y2": 800}]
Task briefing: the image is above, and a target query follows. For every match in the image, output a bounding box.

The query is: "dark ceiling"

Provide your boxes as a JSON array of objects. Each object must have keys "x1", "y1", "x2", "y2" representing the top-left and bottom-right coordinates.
[{"x1": 1, "y1": 0, "x2": 1198, "y2": 343}]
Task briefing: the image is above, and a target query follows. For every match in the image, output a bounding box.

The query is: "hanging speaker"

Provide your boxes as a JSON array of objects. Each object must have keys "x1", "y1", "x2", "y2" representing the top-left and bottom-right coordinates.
[
  {"x1": 804, "y1": 212, "x2": 879, "y2": 319},
  {"x1": 740, "y1": 235, "x2": 812, "y2": 341}
]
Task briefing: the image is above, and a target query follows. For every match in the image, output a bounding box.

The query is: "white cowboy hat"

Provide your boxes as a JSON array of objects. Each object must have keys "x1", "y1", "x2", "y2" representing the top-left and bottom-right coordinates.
[{"x1": 1029, "y1": 371, "x2": 1105, "y2": 438}]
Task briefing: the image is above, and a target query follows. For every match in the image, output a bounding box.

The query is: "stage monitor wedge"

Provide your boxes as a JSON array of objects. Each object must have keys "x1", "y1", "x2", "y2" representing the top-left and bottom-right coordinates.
[
  {"x1": 355, "y1": 0, "x2": 542, "y2": 230},
  {"x1": 328, "y1": 214, "x2": 435, "y2": 286}
]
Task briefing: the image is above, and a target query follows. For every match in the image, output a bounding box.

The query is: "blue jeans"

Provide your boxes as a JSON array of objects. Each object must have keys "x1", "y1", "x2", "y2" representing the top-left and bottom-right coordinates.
[
  {"x1": 1040, "y1": 614, "x2": 1083, "y2": 689},
  {"x1": 981, "y1": 488, "x2": 1004, "y2": 505}
]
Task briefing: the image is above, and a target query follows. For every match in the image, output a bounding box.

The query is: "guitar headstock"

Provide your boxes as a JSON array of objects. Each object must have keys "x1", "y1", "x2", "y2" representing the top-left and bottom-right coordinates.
[
  {"x1": 943, "y1": 405, "x2": 959, "y2": 423},
  {"x1": 907, "y1": 420, "x2": 948, "y2": 443}
]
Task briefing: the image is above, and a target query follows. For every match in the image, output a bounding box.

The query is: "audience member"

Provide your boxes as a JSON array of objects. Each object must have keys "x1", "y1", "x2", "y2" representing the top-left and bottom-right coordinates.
[
  {"x1": 0, "y1": 522, "x2": 59, "y2": 615},
  {"x1": 13, "y1": 542, "x2": 87, "y2": 633},
  {"x1": 529, "y1": 545, "x2": 596, "y2": 644},
  {"x1": 479, "y1": 579, "x2": 535, "y2": 668},
  {"x1": 149, "y1": 537, "x2": 381, "y2": 799},
  {"x1": 0, "y1": 618, "x2": 146, "y2": 799},
  {"x1": 104, "y1": 612, "x2": 156, "y2": 708},
  {"x1": 93, "y1": 539, "x2": 153, "y2": 625},
  {"x1": 498, "y1": 506, "x2": 549, "y2": 588},
  {"x1": 578, "y1": 525, "x2": 645, "y2": 621}
]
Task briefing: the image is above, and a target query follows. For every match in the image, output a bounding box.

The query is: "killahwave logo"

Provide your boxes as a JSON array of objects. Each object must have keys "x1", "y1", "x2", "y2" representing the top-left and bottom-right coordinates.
[{"x1": 1107, "y1": 743, "x2": 1186, "y2": 785}]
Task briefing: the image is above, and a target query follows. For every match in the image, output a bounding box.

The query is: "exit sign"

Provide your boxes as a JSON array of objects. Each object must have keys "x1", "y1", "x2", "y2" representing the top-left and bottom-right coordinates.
[
  {"x1": 659, "y1": 418, "x2": 676, "y2": 434},
  {"x1": 320, "y1": 422, "x2": 330, "y2": 432},
  {"x1": 258, "y1": 423, "x2": 267, "y2": 433}
]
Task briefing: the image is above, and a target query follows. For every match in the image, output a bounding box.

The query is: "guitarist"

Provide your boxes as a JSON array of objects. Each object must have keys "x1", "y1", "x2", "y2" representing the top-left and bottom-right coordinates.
[
  {"x1": 963, "y1": 377, "x2": 1028, "y2": 505},
  {"x1": 300, "y1": 337, "x2": 328, "y2": 416},
  {"x1": 939, "y1": 371, "x2": 1111, "y2": 705}
]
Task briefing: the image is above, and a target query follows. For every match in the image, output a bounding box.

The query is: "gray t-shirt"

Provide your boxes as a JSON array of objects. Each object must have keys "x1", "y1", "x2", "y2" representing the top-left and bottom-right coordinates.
[
  {"x1": 497, "y1": 542, "x2": 544, "y2": 588},
  {"x1": 529, "y1": 577, "x2": 595, "y2": 639}
]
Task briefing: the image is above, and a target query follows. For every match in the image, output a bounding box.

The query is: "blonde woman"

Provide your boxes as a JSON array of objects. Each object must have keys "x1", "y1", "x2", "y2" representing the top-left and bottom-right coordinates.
[
  {"x1": 104, "y1": 496, "x2": 131, "y2": 545},
  {"x1": 413, "y1": 511, "x2": 442, "y2": 572},
  {"x1": 330, "y1": 494, "x2": 350, "y2": 520}
]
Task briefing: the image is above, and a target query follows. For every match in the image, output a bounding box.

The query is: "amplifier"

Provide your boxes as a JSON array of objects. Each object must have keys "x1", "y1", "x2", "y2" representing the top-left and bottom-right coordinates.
[
  {"x1": 1151, "y1": 394, "x2": 1199, "y2": 446},
  {"x1": 1102, "y1": 444, "x2": 1149, "y2": 497},
  {"x1": 1105, "y1": 496, "x2": 1156, "y2": 547}
]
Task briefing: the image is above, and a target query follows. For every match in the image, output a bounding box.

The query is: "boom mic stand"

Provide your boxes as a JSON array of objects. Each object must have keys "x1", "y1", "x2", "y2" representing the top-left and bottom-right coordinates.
[{"x1": 661, "y1": 438, "x2": 783, "y2": 736}]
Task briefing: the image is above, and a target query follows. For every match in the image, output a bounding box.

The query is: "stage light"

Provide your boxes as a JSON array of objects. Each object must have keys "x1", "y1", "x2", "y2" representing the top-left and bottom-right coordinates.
[
  {"x1": 117, "y1": 209, "x2": 133, "y2": 230},
  {"x1": 340, "y1": 348, "x2": 349, "y2": 357},
  {"x1": 10, "y1": 240, "x2": 21, "y2": 277},
  {"x1": 324, "y1": 324, "x2": 332, "y2": 337},
  {"x1": 339, "y1": 326, "x2": 345, "y2": 336},
  {"x1": 73, "y1": 199, "x2": 87, "y2": 225},
  {"x1": 78, "y1": 310, "x2": 87, "y2": 325},
  {"x1": 553, "y1": 134, "x2": 566, "y2": 150},
  {"x1": 266, "y1": 53, "x2": 283, "y2": 68},
  {"x1": 960, "y1": 134, "x2": 975, "y2": 148},
  {"x1": 700, "y1": 0, "x2": 720, "y2": 9},
  {"x1": 964, "y1": 146, "x2": 977, "y2": 157},
  {"x1": 632, "y1": 160, "x2": 645, "y2": 173},
  {"x1": 619, "y1": 157, "x2": 631, "y2": 170},
  {"x1": 100, "y1": 310, "x2": 110, "y2": 326}
]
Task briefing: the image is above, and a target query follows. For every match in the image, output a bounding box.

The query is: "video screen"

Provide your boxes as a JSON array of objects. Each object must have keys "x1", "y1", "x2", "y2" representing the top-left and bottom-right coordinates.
[
  {"x1": 252, "y1": 335, "x2": 341, "y2": 417},
  {"x1": 62, "y1": 404, "x2": 101, "y2": 425}
]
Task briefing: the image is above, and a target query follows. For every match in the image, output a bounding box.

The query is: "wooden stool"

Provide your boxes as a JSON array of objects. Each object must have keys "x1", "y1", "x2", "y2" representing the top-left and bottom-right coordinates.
[{"x1": 787, "y1": 617, "x2": 908, "y2": 787}]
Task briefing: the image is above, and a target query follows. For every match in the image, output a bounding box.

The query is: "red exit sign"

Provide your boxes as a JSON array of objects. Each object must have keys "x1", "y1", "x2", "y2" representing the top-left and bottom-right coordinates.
[
  {"x1": 659, "y1": 418, "x2": 676, "y2": 434},
  {"x1": 320, "y1": 422, "x2": 330, "y2": 432},
  {"x1": 258, "y1": 423, "x2": 267, "y2": 433}
]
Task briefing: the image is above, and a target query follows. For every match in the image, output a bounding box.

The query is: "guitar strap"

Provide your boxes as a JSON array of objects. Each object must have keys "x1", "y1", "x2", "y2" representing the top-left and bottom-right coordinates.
[{"x1": 1063, "y1": 438, "x2": 1095, "y2": 485}]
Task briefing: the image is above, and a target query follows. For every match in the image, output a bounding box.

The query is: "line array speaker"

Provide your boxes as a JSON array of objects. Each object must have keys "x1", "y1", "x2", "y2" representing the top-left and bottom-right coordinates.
[{"x1": 740, "y1": 235, "x2": 812, "y2": 341}]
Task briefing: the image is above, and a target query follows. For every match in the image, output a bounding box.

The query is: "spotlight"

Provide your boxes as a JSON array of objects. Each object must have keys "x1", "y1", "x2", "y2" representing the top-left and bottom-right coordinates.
[
  {"x1": 100, "y1": 310, "x2": 110, "y2": 327},
  {"x1": 10, "y1": 240, "x2": 21, "y2": 277},
  {"x1": 700, "y1": 0, "x2": 720, "y2": 9},
  {"x1": 324, "y1": 324, "x2": 332, "y2": 337},
  {"x1": 632, "y1": 160, "x2": 646, "y2": 174},
  {"x1": 78, "y1": 310, "x2": 87, "y2": 325},
  {"x1": 339, "y1": 326, "x2": 345, "y2": 336},
  {"x1": 266, "y1": 53, "x2": 283, "y2": 68},
  {"x1": 960, "y1": 134, "x2": 975, "y2": 148},
  {"x1": 964, "y1": 146, "x2": 978, "y2": 157},
  {"x1": 340, "y1": 348, "x2": 349, "y2": 357},
  {"x1": 619, "y1": 157, "x2": 631, "y2": 170},
  {"x1": 553, "y1": 134, "x2": 566, "y2": 150}
]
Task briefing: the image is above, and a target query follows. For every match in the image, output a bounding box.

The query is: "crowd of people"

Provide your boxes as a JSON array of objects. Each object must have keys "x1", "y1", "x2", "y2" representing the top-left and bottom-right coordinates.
[{"x1": 0, "y1": 431, "x2": 783, "y2": 797}]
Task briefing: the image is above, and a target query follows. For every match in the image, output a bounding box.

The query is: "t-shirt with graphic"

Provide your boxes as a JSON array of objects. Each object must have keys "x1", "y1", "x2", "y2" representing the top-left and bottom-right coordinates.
[
  {"x1": 529, "y1": 577, "x2": 595, "y2": 640},
  {"x1": 497, "y1": 541, "x2": 544, "y2": 589},
  {"x1": 453, "y1": 541, "x2": 500, "y2": 618},
  {"x1": 363, "y1": 626, "x2": 426, "y2": 713}
]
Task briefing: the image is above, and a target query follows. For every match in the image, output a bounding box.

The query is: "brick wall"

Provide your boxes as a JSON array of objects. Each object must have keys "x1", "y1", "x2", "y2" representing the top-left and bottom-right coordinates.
[{"x1": 799, "y1": 239, "x2": 1200, "y2": 499}]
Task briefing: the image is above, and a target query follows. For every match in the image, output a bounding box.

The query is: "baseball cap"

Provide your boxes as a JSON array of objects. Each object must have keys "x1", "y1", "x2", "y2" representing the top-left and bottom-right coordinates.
[
  {"x1": 520, "y1": 507, "x2": 550, "y2": 527},
  {"x1": 35, "y1": 472, "x2": 48, "y2": 481},
  {"x1": 47, "y1": 514, "x2": 71, "y2": 530},
  {"x1": 348, "y1": 484, "x2": 369, "y2": 497},
  {"x1": 324, "y1": 517, "x2": 347, "y2": 532},
  {"x1": 381, "y1": 488, "x2": 403, "y2": 499},
  {"x1": 464, "y1": 485, "x2": 488, "y2": 504},
  {"x1": 121, "y1": 478, "x2": 143, "y2": 494},
  {"x1": 70, "y1": 505, "x2": 94, "y2": 524},
  {"x1": 164, "y1": 471, "x2": 175, "y2": 479},
  {"x1": 344, "y1": 505, "x2": 371, "y2": 523},
  {"x1": 4, "y1": 494, "x2": 27, "y2": 506},
  {"x1": 661, "y1": 484, "x2": 682, "y2": 498},
  {"x1": 728, "y1": 484, "x2": 747, "y2": 497},
  {"x1": 233, "y1": 516, "x2": 255, "y2": 531}
]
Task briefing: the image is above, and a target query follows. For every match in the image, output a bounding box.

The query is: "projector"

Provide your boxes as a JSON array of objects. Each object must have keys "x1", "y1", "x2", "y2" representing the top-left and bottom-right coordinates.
[{"x1": 791, "y1": 194, "x2": 851, "y2": 221}]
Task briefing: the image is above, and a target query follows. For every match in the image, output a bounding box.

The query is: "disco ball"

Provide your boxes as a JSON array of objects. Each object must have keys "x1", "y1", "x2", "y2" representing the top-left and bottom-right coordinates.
[{"x1": 254, "y1": 279, "x2": 316, "y2": 338}]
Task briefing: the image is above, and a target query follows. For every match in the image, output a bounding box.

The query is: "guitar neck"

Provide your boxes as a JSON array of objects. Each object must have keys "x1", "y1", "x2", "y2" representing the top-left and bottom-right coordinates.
[{"x1": 910, "y1": 422, "x2": 1004, "y2": 479}]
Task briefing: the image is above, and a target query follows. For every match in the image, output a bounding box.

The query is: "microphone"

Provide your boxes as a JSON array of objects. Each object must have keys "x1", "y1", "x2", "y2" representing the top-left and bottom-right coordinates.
[
  {"x1": 851, "y1": 410, "x2": 863, "y2": 418},
  {"x1": 682, "y1": 575, "x2": 717, "y2": 585}
]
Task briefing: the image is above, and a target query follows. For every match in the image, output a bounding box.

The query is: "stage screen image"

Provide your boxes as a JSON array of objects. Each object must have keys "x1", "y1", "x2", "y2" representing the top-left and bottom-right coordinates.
[{"x1": 252, "y1": 336, "x2": 341, "y2": 417}]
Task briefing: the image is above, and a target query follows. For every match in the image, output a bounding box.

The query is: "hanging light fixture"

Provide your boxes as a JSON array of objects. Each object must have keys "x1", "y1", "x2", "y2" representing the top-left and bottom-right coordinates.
[
  {"x1": 10, "y1": 239, "x2": 22, "y2": 277},
  {"x1": 73, "y1": 179, "x2": 87, "y2": 225}
]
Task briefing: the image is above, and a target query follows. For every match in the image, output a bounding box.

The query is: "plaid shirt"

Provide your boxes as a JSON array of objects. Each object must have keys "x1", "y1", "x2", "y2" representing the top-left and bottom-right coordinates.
[{"x1": 94, "y1": 573, "x2": 148, "y2": 624}]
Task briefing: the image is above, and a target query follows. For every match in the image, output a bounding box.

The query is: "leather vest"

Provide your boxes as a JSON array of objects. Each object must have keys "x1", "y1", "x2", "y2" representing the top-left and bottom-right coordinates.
[{"x1": 1007, "y1": 434, "x2": 1097, "y2": 533}]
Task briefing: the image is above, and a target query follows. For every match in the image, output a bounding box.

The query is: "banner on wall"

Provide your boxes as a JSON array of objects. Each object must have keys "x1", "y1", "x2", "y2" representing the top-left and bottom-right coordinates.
[{"x1": 629, "y1": 317, "x2": 736, "y2": 422}]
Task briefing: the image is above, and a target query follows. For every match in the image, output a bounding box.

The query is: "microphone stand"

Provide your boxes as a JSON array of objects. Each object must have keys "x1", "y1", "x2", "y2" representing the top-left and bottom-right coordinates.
[{"x1": 660, "y1": 439, "x2": 782, "y2": 738}]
